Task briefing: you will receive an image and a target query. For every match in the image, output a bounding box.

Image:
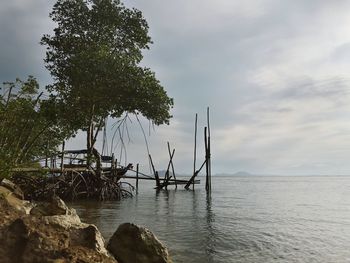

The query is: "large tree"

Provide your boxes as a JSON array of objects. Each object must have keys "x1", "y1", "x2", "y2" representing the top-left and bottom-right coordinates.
[{"x1": 41, "y1": 0, "x2": 173, "y2": 166}]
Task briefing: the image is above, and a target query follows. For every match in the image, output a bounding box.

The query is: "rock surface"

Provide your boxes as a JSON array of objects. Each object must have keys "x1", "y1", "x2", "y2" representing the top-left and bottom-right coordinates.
[
  {"x1": 107, "y1": 223, "x2": 172, "y2": 263},
  {"x1": 0, "y1": 179, "x2": 117, "y2": 263},
  {"x1": 30, "y1": 195, "x2": 71, "y2": 216}
]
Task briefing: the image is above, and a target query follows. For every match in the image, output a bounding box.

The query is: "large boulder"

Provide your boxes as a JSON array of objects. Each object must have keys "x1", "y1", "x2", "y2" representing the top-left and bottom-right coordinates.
[
  {"x1": 0, "y1": 192, "x2": 117, "y2": 263},
  {"x1": 31, "y1": 196, "x2": 110, "y2": 257},
  {"x1": 0, "y1": 216, "x2": 117, "y2": 263},
  {"x1": 107, "y1": 223, "x2": 172, "y2": 263}
]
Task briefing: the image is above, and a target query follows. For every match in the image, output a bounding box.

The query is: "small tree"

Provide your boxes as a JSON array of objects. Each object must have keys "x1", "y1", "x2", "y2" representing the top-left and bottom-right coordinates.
[
  {"x1": 41, "y1": 0, "x2": 173, "y2": 168},
  {"x1": 0, "y1": 76, "x2": 68, "y2": 176}
]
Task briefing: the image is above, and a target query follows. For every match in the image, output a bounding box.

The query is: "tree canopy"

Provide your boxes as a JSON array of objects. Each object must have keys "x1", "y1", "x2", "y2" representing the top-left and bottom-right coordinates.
[{"x1": 41, "y1": 0, "x2": 173, "y2": 154}]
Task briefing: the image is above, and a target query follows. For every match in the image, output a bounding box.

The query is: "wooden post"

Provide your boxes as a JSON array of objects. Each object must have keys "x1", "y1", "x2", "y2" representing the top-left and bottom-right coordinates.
[
  {"x1": 111, "y1": 153, "x2": 115, "y2": 169},
  {"x1": 60, "y1": 141, "x2": 65, "y2": 173},
  {"x1": 149, "y1": 154, "x2": 156, "y2": 176},
  {"x1": 185, "y1": 159, "x2": 206, "y2": 189},
  {"x1": 164, "y1": 148, "x2": 175, "y2": 190},
  {"x1": 167, "y1": 142, "x2": 177, "y2": 189},
  {"x1": 155, "y1": 171, "x2": 160, "y2": 189},
  {"x1": 207, "y1": 107, "x2": 212, "y2": 191},
  {"x1": 193, "y1": 113, "x2": 198, "y2": 190},
  {"x1": 136, "y1": 163, "x2": 139, "y2": 193},
  {"x1": 205, "y1": 127, "x2": 209, "y2": 191},
  {"x1": 149, "y1": 154, "x2": 160, "y2": 188}
]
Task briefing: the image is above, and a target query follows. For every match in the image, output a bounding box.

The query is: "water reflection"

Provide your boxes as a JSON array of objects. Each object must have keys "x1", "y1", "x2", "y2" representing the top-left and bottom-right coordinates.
[{"x1": 205, "y1": 192, "x2": 216, "y2": 262}]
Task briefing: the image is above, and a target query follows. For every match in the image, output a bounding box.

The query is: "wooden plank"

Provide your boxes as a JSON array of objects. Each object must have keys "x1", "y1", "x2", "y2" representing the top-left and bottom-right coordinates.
[
  {"x1": 12, "y1": 167, "x2": 90, "y2": 173},
  {"x1": 120, "y1": 175, "x2": 200, "y2": 183}
]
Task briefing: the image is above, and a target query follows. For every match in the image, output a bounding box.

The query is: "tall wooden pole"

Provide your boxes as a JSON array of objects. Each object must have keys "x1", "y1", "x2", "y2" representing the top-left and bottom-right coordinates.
[
  {"x1": 149, "y1": 154, "x2": 156, "y2": 176},
  {"x1": 207, "y1": 107, "x2": 212, "y2": 191},
  {"x1": 193, "y1": 113, "x2": 198, "y2": 190},
  {"x1": 205, "y1": 127, "x2": 209, "y2": 191},
  {"x1": 136, "y1": 163, "x2": 139, "y2": 193}
]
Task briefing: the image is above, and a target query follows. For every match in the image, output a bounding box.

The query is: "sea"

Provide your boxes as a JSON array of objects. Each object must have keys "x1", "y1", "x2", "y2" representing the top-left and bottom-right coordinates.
[{"x1": 70, "y1": 176, "x2": 350, "y2": 263}]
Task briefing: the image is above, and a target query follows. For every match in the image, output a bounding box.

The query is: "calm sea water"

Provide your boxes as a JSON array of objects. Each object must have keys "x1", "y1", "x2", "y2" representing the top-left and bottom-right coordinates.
[{"x1": 70, "y1": 176, "x2": 350, "y2": 263}]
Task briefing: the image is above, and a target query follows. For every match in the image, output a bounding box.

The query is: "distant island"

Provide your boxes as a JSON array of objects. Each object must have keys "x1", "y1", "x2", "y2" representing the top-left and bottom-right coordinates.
[{"x1": 213, "y1": 171, "x2": 256, "y2": 177}]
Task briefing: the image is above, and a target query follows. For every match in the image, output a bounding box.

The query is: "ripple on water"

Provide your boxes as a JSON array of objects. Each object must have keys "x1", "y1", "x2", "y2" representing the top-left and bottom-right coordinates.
[{"x1": 70, "y1": 176, "x2": 350, "y2": 263}]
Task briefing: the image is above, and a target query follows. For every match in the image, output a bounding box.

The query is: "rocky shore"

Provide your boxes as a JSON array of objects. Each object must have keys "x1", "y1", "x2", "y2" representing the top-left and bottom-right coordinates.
[{"x1": 0, "y1": 179, "x2": 173, "y2": 263}]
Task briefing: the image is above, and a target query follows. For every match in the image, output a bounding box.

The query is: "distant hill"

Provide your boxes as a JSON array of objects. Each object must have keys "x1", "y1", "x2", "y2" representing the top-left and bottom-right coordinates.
[
  {"x1": 232, "y1": 171, "x2": 255, "y2": 176},
  {"x1": 214, "y1": 171, "x2": 256, "y2": 176}
]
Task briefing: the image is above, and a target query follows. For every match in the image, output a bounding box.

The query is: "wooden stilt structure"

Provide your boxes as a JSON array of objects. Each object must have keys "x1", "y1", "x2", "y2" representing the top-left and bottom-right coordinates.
[{"x1": 12, "y1": 108, "x2": 212, "y2": 199}]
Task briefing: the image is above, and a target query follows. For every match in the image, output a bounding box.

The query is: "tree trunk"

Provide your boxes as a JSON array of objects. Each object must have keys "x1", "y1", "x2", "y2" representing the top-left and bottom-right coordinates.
[
  {"x1": 92, "y1": 147, "x2": 102, "y2": 178},
  {"x1": 86, "y1": 105, "x2": 95, "y2": 167}
]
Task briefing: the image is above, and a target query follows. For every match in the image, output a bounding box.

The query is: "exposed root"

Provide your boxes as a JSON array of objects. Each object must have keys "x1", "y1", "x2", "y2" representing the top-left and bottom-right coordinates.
[{"x1": 11, "y1": 170, "x2": 134, "y2": 201}]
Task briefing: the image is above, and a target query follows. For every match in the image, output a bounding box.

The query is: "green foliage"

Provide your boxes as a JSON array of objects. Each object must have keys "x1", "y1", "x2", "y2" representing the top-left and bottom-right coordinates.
[
  {"x1": 41, "y1": 0, "x2": 173, "y2": 146},
  {"x1": 0, "y1": 77, "x2": 68, "y2": 176}
]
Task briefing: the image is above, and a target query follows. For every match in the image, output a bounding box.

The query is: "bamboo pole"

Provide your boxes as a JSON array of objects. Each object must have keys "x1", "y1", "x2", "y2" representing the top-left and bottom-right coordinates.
[
  {"x1": 155, "y1": 171, "x2": 160, "y2": 189},
  {"x1": 207, "y1": 107, "x2": 212, "y2": 191},
  {"x1": 185, "y1": 159, "x2": 207, "y2": 189},
  {"x1": 149, "y1": 154, "x2": 156, "y2": 176},
  {"x1": 167, "y1": 142, "x2": 177, "y2": 189},
  {"x1": 193, "y1": 113, "x2": 198, "y2": 190},
  {"x1": 163, "y1": 149, "x2": 175, "y2": 189},
  {"x1": 149, "y1": 154, "x2": 160, "y2": 188},
  {"x1": 205, "y1": 127, "x2": 209, "y2": 191},
  {"x1": 136, "y1": 163, "x2": 139, "y2": 193}
]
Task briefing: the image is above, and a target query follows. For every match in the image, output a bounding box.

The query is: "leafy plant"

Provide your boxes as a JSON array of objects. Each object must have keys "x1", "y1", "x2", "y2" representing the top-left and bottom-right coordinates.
[{"x1": 0, "y1": 77, "x2": 68, "y2": 177}]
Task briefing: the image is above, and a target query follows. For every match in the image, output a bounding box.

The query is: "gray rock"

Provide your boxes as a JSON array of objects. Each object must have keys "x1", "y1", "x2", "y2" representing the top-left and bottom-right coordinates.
[
  {"x1": 0, "y1": 217, "x2": 116, "y2": 263},
  {"x1": 107, "y1": 223, "x2": 172, "y2": 263},
  {"x1": 30, "y1": 195, "x2": 70, "y2": 216},
  {"x1": 0, "y1": 196, "x2": 116, "y2": 262},
  {"x1": 69, "y1": 224, "x2": 109, "y2": 256}
]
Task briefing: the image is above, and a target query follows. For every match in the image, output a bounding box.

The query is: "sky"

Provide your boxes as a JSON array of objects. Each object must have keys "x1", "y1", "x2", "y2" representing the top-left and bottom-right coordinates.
[{"x1": 1, "y1": 0, "x2": 350, "y2": 175}]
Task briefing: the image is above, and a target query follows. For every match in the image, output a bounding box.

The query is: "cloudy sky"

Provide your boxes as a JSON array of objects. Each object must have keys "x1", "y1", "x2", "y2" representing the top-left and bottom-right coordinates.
[{"x1": 1, "y1": 0, "x2": 350, "y2": 175}]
